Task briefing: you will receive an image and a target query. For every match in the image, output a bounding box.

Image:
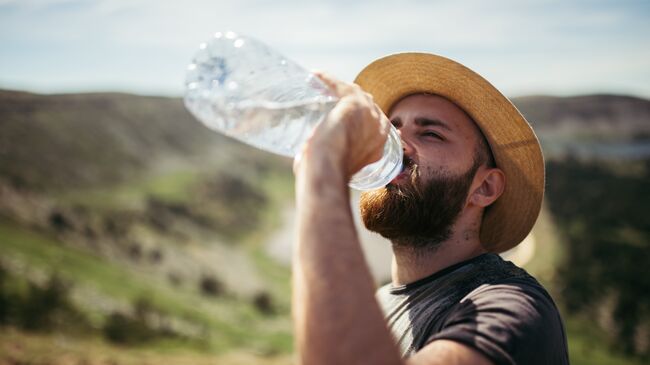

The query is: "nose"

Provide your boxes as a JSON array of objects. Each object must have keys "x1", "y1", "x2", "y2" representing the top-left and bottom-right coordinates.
[{"x1": 397, "y1": 129, "x2": 416, "y2": 158}]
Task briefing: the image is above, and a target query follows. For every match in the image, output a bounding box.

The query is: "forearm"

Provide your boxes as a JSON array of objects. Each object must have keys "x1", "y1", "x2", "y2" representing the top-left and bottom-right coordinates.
[{"x1": 293, "y1": 154, "x2": 402, "y2": 365}]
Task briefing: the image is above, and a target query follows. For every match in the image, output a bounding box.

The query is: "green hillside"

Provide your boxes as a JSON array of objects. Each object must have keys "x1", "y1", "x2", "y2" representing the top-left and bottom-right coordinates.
[
  {"x1": 0, "y1": 90, "x2": 295, "y2": 364},
  {"x1": 0, "y1": 90, "x2": 648, "y2": 364}
]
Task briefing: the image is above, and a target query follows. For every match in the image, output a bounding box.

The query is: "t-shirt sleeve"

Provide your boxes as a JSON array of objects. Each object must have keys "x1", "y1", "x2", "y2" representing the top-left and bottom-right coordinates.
[{"x1": 425, "y1": 279, "x2": 568, "y2": 365}]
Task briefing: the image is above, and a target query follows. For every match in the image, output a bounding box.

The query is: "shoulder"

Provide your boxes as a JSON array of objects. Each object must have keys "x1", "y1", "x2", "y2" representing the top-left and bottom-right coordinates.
[
  {"x1": 464, "y1": 277, "x2": 560, "y2": 323},
  {"x1": 428, "y1": 277, "x2": 569, "y2": 365}
]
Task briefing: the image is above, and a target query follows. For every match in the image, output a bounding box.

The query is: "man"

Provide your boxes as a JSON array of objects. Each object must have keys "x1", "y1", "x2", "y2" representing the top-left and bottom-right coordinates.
[{"x1": 292, "y1": 53, "x2": 569, "y2": 365}]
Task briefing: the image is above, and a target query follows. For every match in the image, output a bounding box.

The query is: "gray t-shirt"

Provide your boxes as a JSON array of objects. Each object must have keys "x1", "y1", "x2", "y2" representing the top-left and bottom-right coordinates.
[{"x1": 376, "y1": 253, "x2": 569, "y2": 365}]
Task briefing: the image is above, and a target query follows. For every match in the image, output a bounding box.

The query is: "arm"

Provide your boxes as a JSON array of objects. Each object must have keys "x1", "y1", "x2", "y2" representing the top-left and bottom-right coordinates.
[
  {"x1": 292, "y1": 73, "x2": 493, "y2": 365},
  {"x1": 292, "y1": 73, "x2": 400, "y2": 365}
]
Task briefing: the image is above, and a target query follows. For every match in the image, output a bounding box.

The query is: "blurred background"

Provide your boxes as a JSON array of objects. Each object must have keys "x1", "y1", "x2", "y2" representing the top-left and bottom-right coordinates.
[{"x1": 0, "y1": 0, "x2": 648, "y2": 364}]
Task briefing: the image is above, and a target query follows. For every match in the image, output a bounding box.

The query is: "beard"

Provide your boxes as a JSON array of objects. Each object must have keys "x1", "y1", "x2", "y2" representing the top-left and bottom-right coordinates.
[{"x1": 359, "y1": 158, "x2": 479, "y2": 252}]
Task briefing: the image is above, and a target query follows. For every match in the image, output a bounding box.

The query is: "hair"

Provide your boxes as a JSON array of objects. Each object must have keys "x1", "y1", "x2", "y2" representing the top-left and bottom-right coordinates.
[{"x1": 475, "y1": 128, "x2": 496, "y2": 168}]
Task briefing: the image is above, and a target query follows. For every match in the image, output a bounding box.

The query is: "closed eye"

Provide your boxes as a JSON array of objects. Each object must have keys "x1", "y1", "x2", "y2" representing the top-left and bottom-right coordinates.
[{"x1": 422, "y1": 131, "x2": 444, "y2": 140}]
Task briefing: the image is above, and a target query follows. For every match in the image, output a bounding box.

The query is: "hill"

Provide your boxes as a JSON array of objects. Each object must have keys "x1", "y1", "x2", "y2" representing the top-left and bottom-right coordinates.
[
  {"x1": 512, "y1": 94, "x2": 650, "y2": 160},
  {"x1": 0, "y1": 89, "x2": 295, "y2": 363},
  {"x1": 513, "y1": 94, "x2": 650, "y2": 141},
  {"x1": 1, "y1": 91, "x2": 647, "y2": 192},
  {"x1": 0, "y1": 90, "x2": 648, "y2": 364},
  {"x1": 0, "y1": 90, "x2": 245, "y2": 191}
]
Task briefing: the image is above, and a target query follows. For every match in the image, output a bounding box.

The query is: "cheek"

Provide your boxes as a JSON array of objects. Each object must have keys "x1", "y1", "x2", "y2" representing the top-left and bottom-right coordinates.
[
  {"x1": 415, "y1": 141, "x2": 473, "y2": 177},
  {"x1": 447, "y1": 142, "x2": 478, "y2": 172},
  {"x1": 418, "y1": 152, "x2": 470, "y2": 180}
]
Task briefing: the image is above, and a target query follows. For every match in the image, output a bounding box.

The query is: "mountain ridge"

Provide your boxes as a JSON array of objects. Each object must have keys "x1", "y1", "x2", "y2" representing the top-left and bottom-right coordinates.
[{"x1": 512, "y1": 93, "x2": 650, "y2": 140}]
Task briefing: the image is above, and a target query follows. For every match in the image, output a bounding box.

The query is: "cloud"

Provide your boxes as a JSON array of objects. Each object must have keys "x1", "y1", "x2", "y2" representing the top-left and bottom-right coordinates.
[{"x1": 0, "y1": 0, "x2": 648, "y2": 96}]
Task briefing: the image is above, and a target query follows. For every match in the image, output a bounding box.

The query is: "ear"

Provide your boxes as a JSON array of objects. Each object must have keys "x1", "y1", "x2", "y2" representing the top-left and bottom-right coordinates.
[{"x1": 468, "y1": 167, "x2": 506, "y2": 208}]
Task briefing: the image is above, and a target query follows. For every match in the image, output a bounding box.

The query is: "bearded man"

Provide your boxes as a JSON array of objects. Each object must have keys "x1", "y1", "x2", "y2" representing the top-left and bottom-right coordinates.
[{"x1": 292, "y1": 53, "x2": 569, "y2": 365}]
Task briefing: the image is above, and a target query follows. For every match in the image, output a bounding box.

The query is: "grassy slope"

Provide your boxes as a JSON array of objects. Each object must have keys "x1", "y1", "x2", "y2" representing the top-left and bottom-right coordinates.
[
  {"x1": 2, "y1": 90, "x2": 648, "y2": 364},
  {"x1": 0, "y1": 169, "x2": 296, "y2": 363},
  {"x1": 0, "y1": 90, "x2": 296, "y2": 363},
  {"x1": 0, "y1": 90, "x2": 231, "y2": 191},
  {"x1": 0, "y1": 328, "x2": 293, "y2": 365},
  {"x1": 0, "y1": 169, "x2": 295, "y2": 331}
]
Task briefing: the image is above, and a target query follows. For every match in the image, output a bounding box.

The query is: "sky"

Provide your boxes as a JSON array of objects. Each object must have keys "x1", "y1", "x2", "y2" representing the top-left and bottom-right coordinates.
[{"x1": 1, "y1": 0, "x2": 649, "y2": 98}]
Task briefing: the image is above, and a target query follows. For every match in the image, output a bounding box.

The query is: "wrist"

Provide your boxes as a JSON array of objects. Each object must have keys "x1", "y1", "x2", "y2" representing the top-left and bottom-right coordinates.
[{"x1": 296, "y1": 143, "x2": 349, "y2": 192}]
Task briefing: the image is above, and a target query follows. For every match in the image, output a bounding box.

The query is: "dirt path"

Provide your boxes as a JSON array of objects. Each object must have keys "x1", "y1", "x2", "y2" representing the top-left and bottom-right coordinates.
[{"x1": 264, "y1": 192, "x2": 393, "y2": 283}]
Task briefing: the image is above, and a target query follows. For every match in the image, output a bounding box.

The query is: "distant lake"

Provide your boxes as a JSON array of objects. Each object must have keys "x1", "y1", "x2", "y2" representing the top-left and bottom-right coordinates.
[{"x1": 541, "y1": 140, "x2": 650, "y2": 160}]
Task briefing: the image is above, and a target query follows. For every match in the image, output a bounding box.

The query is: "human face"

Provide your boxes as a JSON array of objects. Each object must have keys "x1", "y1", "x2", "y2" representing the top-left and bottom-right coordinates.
[
  {"x1": 388, "y1": 93, "x2": 484, "y2": 187},
  {"x1": 359, "y1": 94, "x2": 486, "y2": 249}
]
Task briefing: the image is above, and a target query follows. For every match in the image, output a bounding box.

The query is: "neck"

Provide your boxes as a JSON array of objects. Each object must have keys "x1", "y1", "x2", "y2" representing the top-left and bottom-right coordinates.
[{"x1": 390, "y1": 217, "x2": 487, "y2": 286}]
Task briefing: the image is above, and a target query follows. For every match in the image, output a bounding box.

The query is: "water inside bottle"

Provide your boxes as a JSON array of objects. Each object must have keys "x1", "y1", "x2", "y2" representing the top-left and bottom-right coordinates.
[
  {"x1": 210, "y1": 98, "x2": 337, "y2": 158},
  {"x1": 184, "y1": 31, "x2": 403, "y2": 190}
]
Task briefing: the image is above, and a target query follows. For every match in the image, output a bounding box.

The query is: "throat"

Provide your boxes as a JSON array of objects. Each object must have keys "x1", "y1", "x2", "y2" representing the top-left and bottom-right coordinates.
[
  {"x1": 391, "y1": 236, "x2": 445, "y2": 253},
  {"x1": 390, "y1": 237, "x2": 486, "y2": 286}
]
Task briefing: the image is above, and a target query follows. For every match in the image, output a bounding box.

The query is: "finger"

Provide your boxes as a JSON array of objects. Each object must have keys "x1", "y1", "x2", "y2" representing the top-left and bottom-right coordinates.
[
  {"x1": 364, "y1": 138, "x2": 385, "y2": 166},
  {"x1": 378, "y1": 107, "x2": 391, "y2": 134},
  {"x1": 293, "y1": 149, "x2": 303, "y2": 175},
  {"x1": 312, "y1": 71, "x2": 353, "y2": 96},
  {"x1": 370, "y1": 146, "x2": 384, "y2": 164},
  {"x1": 370, "y1": 103, "x2": 389, "y2": 133},
  {"x1": 312, "y1": 70, "x2": 335, "y2": 83}
]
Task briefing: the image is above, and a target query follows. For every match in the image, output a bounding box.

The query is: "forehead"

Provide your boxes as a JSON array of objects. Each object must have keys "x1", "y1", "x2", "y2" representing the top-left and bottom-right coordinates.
[{"x1": 388, "y1": 93, "x2": 482, "y2": 139}]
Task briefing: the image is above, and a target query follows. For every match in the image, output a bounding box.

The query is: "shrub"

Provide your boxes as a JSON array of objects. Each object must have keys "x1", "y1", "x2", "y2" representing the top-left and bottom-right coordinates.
[
  {"x1": 0, "y1": 263, "x2": 9, "y2": 324},
  {"x1": 199, "y1": 275, "x2": 224, "y2": 297},
  {"x1": 547, "y1": 158, "x2": 650, "y2": 357},
  {"x1": 252, "y1": 291, "x2": 274, "y2": 315},
  {"x1": 103, "y1": 312, "x2": 156, "y2": 345},
  {"x1": 0, "y1": 269, "x2": 91, "y2": 334},
  {"x1": 18, "y1": 274, "x2": 87, "y2": 332},
  {"x1": 103, "y1": 296, "x2": 176, "y2": 345}
]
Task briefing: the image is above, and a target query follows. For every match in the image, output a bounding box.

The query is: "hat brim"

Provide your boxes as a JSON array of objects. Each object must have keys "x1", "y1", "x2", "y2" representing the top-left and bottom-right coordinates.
[{"x1": 354, "y1": 53, "x2": 545, "y2": 253}]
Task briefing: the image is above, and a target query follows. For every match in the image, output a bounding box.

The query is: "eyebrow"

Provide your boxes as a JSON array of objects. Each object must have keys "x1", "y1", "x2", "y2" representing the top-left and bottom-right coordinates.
[
  {"x1": 414, "y1": 117, "x2": 453, "y2": 132},
  {"x1": 390, "y1": 117, "x2": 453, "y2": 132}
]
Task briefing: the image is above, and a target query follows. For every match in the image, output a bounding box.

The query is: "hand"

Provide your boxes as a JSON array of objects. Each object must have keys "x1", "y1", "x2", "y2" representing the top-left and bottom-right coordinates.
[{"x1": 295, "y1": 71, "x2": 391, "y2": 181}]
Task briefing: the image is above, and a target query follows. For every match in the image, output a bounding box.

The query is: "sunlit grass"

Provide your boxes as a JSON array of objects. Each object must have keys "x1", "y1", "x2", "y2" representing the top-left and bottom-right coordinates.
[
  {"x1": 243, "y1": 169, "x2": 294, "y2": 311},
  {"x1": 0, "y1": 219, "x2": 292, "y2": 354},
  {"x1": 0, "y1": 327, "x2": 293, "y2": 365},
  {"x1": 54, "y1": 169, "x2": 201, "y2": 210}
]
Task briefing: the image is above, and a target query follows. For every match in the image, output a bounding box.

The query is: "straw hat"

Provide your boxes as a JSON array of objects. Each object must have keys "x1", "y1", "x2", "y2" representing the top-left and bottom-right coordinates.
[{"x1": 354, "y1": 53, "x2": 545, "y2": 253}]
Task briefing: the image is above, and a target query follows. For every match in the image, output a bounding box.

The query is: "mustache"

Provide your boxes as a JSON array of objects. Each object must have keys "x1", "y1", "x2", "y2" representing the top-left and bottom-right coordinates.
[
  {"x1": 390, "y1": 156, "x2": 422, "y2": 195},
  {"x1": 360, "y1": 157, "x2": 478, "y2": 247}
]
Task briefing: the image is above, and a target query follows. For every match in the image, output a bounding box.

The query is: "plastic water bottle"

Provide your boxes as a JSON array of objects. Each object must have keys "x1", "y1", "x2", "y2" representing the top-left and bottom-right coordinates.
[{"x1": 184, "y1": 31, "x2": 403, "y2": 190}]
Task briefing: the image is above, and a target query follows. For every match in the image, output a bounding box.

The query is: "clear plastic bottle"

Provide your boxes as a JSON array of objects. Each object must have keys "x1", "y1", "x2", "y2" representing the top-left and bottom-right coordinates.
[{"x1": 184, "y1": 31, "x2": 402, "y2": 190}]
